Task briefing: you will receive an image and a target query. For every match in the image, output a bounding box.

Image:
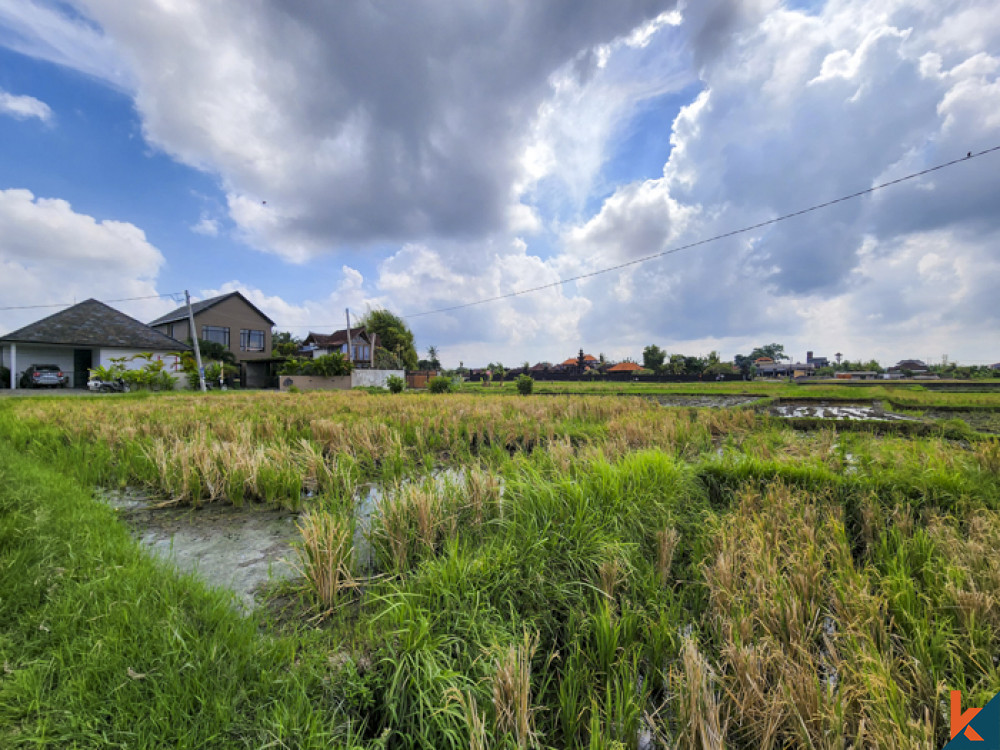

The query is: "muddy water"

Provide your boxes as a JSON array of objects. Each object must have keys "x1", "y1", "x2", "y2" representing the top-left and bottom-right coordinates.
[
  {"x1": 100, "y1": 489, "x2": 301, "y2": 611},
  {"x1": 99, "y1": 469, "x2": 477, "y2": 609}
]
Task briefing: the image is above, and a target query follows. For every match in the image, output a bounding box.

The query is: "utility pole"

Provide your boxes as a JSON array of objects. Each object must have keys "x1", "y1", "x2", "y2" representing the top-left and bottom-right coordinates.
[
  {"x1": 345, "y1": 308, "x2": 353, "y2": 365},
  {"x1": 186, "y1": 290, "x2": 207, "y2": 392}
]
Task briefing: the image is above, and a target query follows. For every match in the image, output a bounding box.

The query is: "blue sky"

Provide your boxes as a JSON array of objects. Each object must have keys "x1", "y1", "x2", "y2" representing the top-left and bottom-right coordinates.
[{"x1": 1, "y1": 0, "x2": 998, "y2": 366}]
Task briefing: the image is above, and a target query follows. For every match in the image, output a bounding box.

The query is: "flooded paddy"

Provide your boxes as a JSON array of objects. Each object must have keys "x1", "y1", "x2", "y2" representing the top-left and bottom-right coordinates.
[
  {"x1": 653, "y1": 394, "x2": 761, "y2": 408},
  {"x1": 770, "y1": 400, "x2": 916, "y2": 421}
]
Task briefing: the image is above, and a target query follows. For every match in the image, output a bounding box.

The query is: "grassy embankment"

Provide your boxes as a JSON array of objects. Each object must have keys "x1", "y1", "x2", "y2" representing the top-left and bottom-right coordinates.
[{"x1": 1, "y1": 391, "x2": 999, "y2": 748}]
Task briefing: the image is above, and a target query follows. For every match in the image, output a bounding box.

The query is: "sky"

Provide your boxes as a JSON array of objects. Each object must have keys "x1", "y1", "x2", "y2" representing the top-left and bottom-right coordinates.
[{"x1": 0, "y1": 0, "x2": 998, "y2": 368}]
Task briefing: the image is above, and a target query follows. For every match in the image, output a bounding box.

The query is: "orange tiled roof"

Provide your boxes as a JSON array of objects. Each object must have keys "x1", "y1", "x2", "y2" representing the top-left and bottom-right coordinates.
[
  {"x1": 607, "y1": 361, "x2": 642, "y2": 372},
  {"x1": 560, "y1": 354, "x2": 598, "y2": 366}
]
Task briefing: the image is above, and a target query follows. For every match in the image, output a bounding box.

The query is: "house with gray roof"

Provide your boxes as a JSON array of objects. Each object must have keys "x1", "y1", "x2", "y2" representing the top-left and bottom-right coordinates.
[
  {"x1": 149, "y1": 291, "x2": 276, "y2": 387},
  {"x1": 0, "y1": 299, "x2": 189, "y2": 389}
]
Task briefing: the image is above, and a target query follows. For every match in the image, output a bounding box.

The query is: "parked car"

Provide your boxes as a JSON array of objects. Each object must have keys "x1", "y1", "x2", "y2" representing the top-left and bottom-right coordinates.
[{"x1": 19, "y1": 364, "x2": 68, "y2": 389}]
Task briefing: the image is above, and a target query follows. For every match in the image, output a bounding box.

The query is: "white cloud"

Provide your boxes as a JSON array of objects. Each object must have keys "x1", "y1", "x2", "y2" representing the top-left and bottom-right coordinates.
[
  {"x1": 0, "y1": 88, "x2": 52, "y2": 122},
  {"x1": 0, "y1": 188, "x2": 173, "y2": 334},
  {"x1": 542, "y1": 0, "x2": 1000, "y2": 364},
  {"x1": 0, "y1": 0, "x2": 131, "y2": 89},
  {"x1": 189, "y1": 216, "x2": 219, "y2": 237}
]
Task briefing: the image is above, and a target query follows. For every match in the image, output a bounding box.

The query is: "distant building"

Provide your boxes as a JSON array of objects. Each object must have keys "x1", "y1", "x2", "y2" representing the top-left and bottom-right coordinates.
[
  {"x1": 888, "y1": 359, "x2": 930, "y2": 375},
  {"x1": 834, "y1": 371, "x2": 879, "y2": 380},
  {"x1": 301, "y1": 328, "x2": 377, "y2": 368},
  {"x1": 756, "y1": 361, "x2": 815, "y2": 378},
  {"x1": 806, "y1": 351, "x2": 830, "y2": 368},
  {"x1": 607, "y1": 361, "x2": 643, "y2": 373}
]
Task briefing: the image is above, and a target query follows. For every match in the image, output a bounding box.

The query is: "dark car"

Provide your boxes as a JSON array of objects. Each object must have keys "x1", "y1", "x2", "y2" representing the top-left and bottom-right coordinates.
[{"x1": 19, "y1": 364, "x2": 69, "y2": 389}]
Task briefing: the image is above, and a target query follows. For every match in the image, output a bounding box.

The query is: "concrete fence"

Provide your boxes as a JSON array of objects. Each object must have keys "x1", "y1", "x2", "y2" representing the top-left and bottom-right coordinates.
[{"x1": 279, "y1": 369, "x2": 404, "y2": 392}]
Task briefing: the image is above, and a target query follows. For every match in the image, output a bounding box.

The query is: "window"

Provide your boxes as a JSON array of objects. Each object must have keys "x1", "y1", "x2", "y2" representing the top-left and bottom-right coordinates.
[
  {"x1": 166, "y1": 323, "x2": 174, "y2": 338},
  {"x1": 202, "y1": 325, "x2": 230, "y2": 347},
  {"x1": 240, "y1": 329, "x2": 265, "y2": 352}
]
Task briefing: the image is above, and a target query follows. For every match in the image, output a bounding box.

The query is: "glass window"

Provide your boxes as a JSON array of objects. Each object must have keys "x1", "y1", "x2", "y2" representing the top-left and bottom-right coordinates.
[
  {"x1": 202, "y1": 325, "x2": 230, "y2": 347},
  {"x1": 240, "y1": 329, "x2": 265, "y2": 352}
]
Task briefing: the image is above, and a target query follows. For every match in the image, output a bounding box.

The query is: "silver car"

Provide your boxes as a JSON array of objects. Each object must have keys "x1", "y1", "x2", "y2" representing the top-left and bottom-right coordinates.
[{"x1": 19, "y1": 364, "x2": 68, "y2": 388}]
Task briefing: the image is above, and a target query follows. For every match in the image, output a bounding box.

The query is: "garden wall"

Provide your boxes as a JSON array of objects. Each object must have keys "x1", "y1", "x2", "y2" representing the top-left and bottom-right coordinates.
[
  {"x1": 279, "y1": 369, "x2": 405, "y2": 392},
  {"x1": 280, "y1": 375, "x2": 351, "y2": 392}
]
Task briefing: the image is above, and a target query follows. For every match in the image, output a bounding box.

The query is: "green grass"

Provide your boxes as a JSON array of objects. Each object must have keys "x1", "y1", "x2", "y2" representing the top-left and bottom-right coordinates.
[
  {"x1": 1, "y1": 391, "x2": 999, "y2": 748},
  {"x1": 0, "y1": 448, "x2": 368, "y2": 749}
]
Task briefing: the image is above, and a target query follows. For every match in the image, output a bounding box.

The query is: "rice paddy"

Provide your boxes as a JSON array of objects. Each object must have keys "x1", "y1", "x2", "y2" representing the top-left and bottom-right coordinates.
[{"x1": 1, "y1": 389, "x2": 998, "y2": 748}]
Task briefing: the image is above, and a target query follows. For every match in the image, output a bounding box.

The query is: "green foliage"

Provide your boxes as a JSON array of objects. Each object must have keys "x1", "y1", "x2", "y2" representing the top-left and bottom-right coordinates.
[
  {"x1": 642, "y1": 345, "x2": 666, "y2": 371},
  {"x1": 748, "y1": 342, "x2": 789, "y2": 362},
  {"x1": 0, "y1": 365, "x2": 8, "y2": 388},
  {"x1": 273, "y1": 331, "x2": 301, "y2": 357},
  {"x1": 374, "y1": 347, "x2": 404, "y2": 370},
  {"x1": 387, "y1": 374, "x2": 406, "y2": 393},
  {"x1": 360, "y1": 308, "x2": 419, "y2": 370},
  {"x1": 428, "y1": 375, "x2": 453, "y2": 393},
  {"x1": 91, "y1": 354, "x2": 177, "y2": 391},
  {"x1": 187, "y1": 338, "x2": 236, "y2": 365},
  {"x1": 279, "y1": 353, "x2": 353, "y2": 377},
  {"x1": 516, "y1": 374, "x2": 534, "y2": 395}
]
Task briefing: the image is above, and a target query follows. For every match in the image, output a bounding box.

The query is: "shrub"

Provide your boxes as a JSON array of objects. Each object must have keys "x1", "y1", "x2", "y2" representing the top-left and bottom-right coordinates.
[
  {"x1": 386, "y1": 374, "x2": 405, "y2": 393},
  {"x1": 428, "y1": 376, "x2": 452, "y2": 394},
  {"x1": 279, "y1": 354, "x2": 353, "y2": 377},
  {"x1": 1, "y1": 365, "x2": 10, "y2": 388},
  {"x1": 516, "y1": 374, "x2": 534, "y2": 395}
]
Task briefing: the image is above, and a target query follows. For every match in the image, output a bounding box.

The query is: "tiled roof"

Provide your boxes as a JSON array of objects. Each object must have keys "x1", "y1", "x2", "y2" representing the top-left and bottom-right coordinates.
[
  {"x1": 607, "y1": 361, "x2": 642, "y2": 372},
  {"x1": 148, "y1": 291, "x2": 276, "y2": 327},
  {"x1": 1, "y1": 299, "x2": 190, "y2": 350},
  {"x1": 560, "y1": 354, "x2": 598, "y2": 366},
  {"x1": 302, "y1": 328, "x2": 373, "y2": 347}
]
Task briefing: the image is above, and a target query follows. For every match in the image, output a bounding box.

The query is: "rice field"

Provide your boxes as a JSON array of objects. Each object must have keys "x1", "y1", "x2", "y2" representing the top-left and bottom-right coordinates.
[{"x1": 1, "y1": 389, "x2": 998, "y2": 748}]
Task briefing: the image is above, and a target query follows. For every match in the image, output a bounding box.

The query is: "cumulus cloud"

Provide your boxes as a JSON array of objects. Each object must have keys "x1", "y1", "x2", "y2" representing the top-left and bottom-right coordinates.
[
  {"x1": 15, "y1": 0, "x2": 675, "y2": 260},
  {"x1": 3, "y1": 0, "x2": 998, "y2": 365},
  {"x1": 0, "y1": 188, "x2": 172, "y2": 334},
  {"x1": 189, "y1": 215, "x2": 220, "y2": 237},
  {"x1": 548, "y1": 0, "x2": 1000, "y2": 363},
  {"x1": 0, "y1": 88, "x2": 52, "y2": 122}
]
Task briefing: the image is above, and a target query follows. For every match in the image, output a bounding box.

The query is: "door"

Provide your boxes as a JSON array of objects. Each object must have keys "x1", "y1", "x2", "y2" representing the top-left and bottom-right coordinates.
[{"x1": 73, "y1": 349, "x2": 93, "y2": 388}]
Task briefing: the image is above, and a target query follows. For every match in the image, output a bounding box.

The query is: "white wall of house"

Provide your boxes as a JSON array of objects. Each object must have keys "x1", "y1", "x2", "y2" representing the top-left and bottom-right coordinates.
[
  {"x1": 2, "y1": 344, "x2": 82, "y2": 387},
  {"x1": 1, "y1": 344, "x2": 184, "y2": 388}
]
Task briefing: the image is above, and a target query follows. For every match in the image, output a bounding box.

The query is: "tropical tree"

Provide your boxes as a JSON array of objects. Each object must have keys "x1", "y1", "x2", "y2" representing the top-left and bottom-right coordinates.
[
  {"x1": 427, "y1": 346, "x2": 441, "y2": 370},
  {"x1": 643, "y1": 345, "x2": 667, "y2": 372},
  {"x1": 273, "y1": 331, "x2": 301, "y2": 357},
  {"x1": 359, "y1": 309, "x2": 418, "y2": 370},
  {"x1": 749, "y1": 343, "x2": 789, "y2": 362}
]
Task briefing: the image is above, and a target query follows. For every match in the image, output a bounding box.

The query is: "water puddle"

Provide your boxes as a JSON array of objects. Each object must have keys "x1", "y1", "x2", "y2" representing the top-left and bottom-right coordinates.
[
  {"x1": 98, "y1": 466, "x2": 497, "y2": 608},
  {"x1": 770, "y1": 401, "x2": 915, "y2": 421},
  {"x1": 99, "y1": 489, "x2": 301, "y2": 611},
  {"x1": 654, "y1": 395, "x2": 760, "y2": 408}
]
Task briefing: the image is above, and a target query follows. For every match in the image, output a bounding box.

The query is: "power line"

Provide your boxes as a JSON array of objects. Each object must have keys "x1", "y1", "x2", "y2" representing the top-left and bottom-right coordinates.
[
  {"x1": 397, "y1": 145, "x2": 999, "y2": 319},
  {"x1": 0, "y1": 292, "x2": 184, "y2": 312}
]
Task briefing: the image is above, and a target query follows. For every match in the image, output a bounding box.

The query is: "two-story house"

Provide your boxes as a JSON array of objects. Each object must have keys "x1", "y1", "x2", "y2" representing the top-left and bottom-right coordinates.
[
  {"x1": 301, "y1": 328, "x2": 377, "y2": 368},
  {"x1": 148, "y1": 291, "x2": 275, "y2": 386}
]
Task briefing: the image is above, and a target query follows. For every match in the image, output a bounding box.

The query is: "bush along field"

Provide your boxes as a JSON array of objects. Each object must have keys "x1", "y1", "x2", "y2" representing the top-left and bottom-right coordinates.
[{"x1": 0, "y1": 391, "x2": 998, "y2": 749}]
